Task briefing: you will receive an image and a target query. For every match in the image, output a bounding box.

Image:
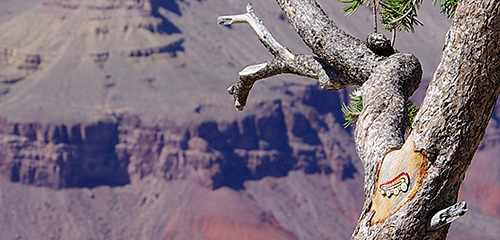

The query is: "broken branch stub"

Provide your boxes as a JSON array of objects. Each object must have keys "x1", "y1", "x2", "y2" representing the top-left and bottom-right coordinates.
[{"x1": 429, "y1": 201, "x2": 468, "y2": 230}]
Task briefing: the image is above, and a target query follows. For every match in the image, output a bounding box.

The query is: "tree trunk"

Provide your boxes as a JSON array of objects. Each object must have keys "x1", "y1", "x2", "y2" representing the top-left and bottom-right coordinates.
[
  {"x1": 353, "y1": 0, "x2": 500, "y2": 239},
  {"x1": 218, "y1": 0, "x2": 500, "y2": 239}
]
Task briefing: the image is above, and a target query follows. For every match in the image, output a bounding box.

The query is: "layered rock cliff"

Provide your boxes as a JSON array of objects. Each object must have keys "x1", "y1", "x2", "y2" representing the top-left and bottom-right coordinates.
[{"x1": 0, "y1": 84, "x2": 356, "y2": 190}]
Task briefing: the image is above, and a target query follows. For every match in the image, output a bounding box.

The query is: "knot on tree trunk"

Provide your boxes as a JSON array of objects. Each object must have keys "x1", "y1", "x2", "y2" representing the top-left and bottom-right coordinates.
[{"x1": 366, "y1": 32, "x2": 395, "y2": 57}]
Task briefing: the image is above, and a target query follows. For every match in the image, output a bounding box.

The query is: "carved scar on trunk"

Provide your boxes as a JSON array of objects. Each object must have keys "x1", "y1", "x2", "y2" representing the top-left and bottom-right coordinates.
[
  {"x1": 378, "y1": 172, "x2": 410, "y2": 197},
  {"x1": 371, "y1": 132, "x2": 428, "y2": 224}
]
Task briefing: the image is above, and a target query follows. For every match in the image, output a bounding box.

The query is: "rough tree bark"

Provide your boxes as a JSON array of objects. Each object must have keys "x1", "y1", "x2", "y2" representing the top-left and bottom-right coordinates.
[{"x1": 218, "y1": 0, "x2": 500, "y2": 239}]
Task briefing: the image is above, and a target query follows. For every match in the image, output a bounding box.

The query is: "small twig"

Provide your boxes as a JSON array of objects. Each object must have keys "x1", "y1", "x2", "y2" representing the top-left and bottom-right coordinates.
[
  {"x1": 373, "y1": 4, "x2": 378, "y2": 33},
  {"x1": 391, "y1": 29, "x2": 396, "y2": 47},
  {"x1": 218, "y1": 3, "x2": 294, "y2": 61},
  {"x1": 429, "y1": 201, "x2": 468, "y2": 230}
]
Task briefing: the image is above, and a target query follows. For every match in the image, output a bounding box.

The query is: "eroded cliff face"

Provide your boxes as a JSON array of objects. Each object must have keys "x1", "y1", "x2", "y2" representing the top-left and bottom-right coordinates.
[
  {"x1": 0, "y1": 84, "x2": 358, "y2": 191},
  {"x1": 0, "y1": 78, "x2": 365, "y2": 240},
  {"x1": 0, "y1": 120, "x2": 128, "y2": 188}
]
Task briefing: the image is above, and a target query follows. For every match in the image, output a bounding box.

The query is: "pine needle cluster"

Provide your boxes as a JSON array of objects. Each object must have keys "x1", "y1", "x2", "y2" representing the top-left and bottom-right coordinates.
[
  {"x1": 338, "y1": 0, "x2": 457, "y2": 33},
  {"x1": 341, "y1": 88, "x2": 363, "y2": 128},
  {"x1": 433, "y1": 0, "x2": 457, "y2": 18},
  {"x1": 405, "y1": 100, "x2": 418, "y2": 132},
  {"x1": 341, "y1": 87, "x2": 419, "y2": 133}
]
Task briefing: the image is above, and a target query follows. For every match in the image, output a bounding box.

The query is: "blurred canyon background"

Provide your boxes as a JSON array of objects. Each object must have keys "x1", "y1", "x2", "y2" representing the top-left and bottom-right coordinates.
[{"x1": 0, "y1": 0, "x2": 499, "y2": 239}]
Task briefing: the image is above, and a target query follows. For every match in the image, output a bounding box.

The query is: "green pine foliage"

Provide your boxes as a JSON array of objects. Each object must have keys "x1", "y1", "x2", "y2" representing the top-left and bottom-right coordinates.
[
  {"x1": 341, "y1": 88, "x2": 363, "y2": 128},
  {"x1": 433, "y1": 0, "x2": 457, "y2": 18},
  {"x1": 341, "y1": 87, "x2": 419, "y2": 132},
  {"x1": 336, "y1": 0, "x2": 457, "y2": 130},
  {"x1": 338, "y1": 0, "x2": 365, "y2": 16},
  {"x1": 338, "y1": 0, "x2": 457, "y2": 33},
  {"x1": 380, "y1": 0, "x2": 423, "y2": 33},
  {"x1": 406, "y1": 100, "x2": 418, "y2": 132}
]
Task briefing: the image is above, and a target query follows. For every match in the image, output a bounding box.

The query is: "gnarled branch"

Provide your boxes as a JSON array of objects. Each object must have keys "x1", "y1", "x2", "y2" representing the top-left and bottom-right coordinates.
[
  {"x1": 227, "y1": 55, "x2": 348, "y2": 110},
  {"x1": 275, "y1": 0, "x2": 384, "y2": 82},
  {"x1": 218, "y1": 3, "x2": 294, "y2": 61},
  {"x1": 218, "y1": 3, "x2": 352, "y2": 111}
]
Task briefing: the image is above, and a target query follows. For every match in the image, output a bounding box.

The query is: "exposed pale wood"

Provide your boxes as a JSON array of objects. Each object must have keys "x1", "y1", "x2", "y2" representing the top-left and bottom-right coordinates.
[{"x1": 370, "y1": 132, "x2": 427, "y2": 223}]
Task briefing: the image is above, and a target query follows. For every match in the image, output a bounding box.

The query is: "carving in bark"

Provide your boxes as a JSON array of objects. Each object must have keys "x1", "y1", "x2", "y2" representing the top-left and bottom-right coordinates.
[{"x1": 218, "y1": 0, "x2": 500, "y2": 239}]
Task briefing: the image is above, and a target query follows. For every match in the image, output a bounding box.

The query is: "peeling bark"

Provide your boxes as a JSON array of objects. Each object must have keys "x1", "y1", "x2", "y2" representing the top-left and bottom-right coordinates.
[{"x1": 218, "y1": 0, "x2": 500, "y2": 239}]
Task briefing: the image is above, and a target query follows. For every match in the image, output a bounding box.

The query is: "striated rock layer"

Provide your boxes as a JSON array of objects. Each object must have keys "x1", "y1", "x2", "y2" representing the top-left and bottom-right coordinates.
[
  {"x1": 0, "y1": 85, "x2": 356, "y2": 190},
  {"x1": 0, "y1": 0, "x2": 499, "y2": 240}
]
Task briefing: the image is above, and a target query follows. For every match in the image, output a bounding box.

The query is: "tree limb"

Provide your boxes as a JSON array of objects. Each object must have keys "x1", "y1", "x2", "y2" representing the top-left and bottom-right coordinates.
[
  {"x1": 218, "y1": 3, "x2": 353, "y2": 110},
  {"x1": 275, "y1": 0, "x2": 383, "y2": 82},
  {"x1": 353, "y1": 1, "x2": 500, "y2": 239},
  {"x1": 218, "y1": 3, "x2": 294, "y2": 61}
]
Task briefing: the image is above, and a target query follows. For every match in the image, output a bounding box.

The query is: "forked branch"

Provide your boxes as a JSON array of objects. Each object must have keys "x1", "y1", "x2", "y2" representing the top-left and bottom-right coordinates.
[
  {"x1": 218, "y1": 3, "x2": 294, "y2": 61},
  {"x1": 218, "y1": 3, "x2": 351, "y2": 110}
]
